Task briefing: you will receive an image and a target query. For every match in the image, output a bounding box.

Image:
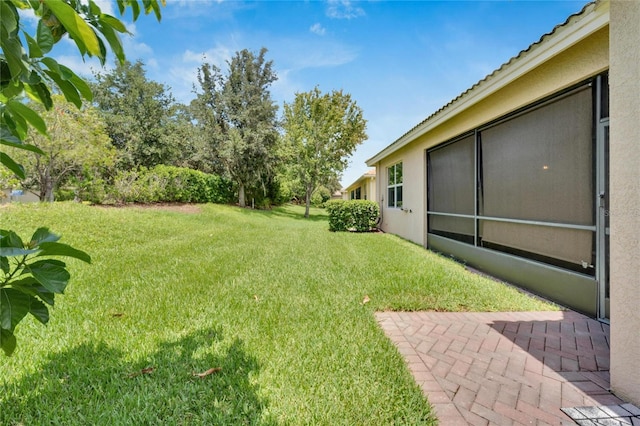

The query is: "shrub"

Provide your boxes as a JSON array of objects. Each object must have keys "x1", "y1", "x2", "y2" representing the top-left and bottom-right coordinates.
[
  {"x1": 311, "y1": 186, "x2": 331, "y2": 207},
  {"x1": 325, "y1": 199, "x2": 379, "y2": 232},
  {"x1": 108, "y1": 166, "x2": 234, "y2": 205}
]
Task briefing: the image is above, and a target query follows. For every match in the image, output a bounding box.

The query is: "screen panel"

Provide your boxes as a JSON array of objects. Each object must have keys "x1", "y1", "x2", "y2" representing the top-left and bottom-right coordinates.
[{"x1": 479, "y1": 88, "x2": 593, "y2": 226}]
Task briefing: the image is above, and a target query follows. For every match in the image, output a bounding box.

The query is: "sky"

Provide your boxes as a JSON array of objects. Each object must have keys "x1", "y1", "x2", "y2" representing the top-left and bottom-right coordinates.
[{"x1": 45, "y1": 0, "x2": 589, "y2": 187}]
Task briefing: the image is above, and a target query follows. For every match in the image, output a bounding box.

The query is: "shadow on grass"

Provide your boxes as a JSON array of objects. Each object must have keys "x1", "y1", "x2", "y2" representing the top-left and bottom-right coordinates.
[{"x1": 1, "y1": 328, "x2": 276, "y2": 425}]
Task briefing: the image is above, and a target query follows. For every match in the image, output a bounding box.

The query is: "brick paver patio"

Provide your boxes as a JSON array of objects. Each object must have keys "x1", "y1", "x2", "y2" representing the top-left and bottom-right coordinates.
[{"x1": 376, "y1": 310, "x2": 635, "y2": 425}]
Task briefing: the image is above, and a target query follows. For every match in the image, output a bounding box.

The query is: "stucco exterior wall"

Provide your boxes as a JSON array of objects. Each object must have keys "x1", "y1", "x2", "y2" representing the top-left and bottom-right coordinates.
[
  {"x1": 343, "y1": 173, "x2": 377, "y2": 202},
  {"x1": 374, "y1": 24, "x2": 609, "y2": 248},
  {"x1": 609, "y1": 0, "x2": 640, "y2": 406}
]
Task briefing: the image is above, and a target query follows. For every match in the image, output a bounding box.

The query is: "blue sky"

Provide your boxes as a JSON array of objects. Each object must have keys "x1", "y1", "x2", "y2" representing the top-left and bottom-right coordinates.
[{"x1": 49, "y1": 0, "x2": 588, "y2": 187}]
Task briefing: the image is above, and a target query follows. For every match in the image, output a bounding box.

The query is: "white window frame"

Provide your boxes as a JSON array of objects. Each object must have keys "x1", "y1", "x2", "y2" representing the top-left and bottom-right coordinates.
[{"x1": 387, "y1": 162, "x2": 403, "y2": 208}]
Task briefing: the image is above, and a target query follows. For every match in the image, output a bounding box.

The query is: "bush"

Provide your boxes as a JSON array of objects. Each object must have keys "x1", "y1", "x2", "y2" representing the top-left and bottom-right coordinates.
[
  {"x1": 325, "y1": 199, "x2": 379, "y2": 232},
  {"x1": 311, "y1": 186, "x2": 331, "y2": 207},
  {"x1": 108, "y1": 166, "x2": 234, "y2": 205}
]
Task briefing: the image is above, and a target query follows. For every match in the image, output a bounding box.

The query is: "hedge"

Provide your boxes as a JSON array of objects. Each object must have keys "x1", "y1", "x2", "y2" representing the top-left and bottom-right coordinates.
[
  {"x1": 325, "y1": 199, "x2": 380, "y2": 232},
  {"x1": 111, "y1": 166, "x2": 234, "y2": 204}
]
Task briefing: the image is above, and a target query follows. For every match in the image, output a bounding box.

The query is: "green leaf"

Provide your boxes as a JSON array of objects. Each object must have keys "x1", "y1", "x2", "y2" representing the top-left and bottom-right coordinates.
[
  {"x1": 0, "y1": 246, "x2": 38, "y2": 257},
  {"x1": 0, "y1": 130, "x2": 45, "y2": 154},
  {"x1": 0, "y1": 288, "x2": 30, "y2": 331},
  {"x1": 6, "y1": 100, "x2": 48, "y2": 135},
  {"x1": 43, "y1": 0, "x2": 101, "y2": 58},
  {"x1": 30, "y1": 228, "x2": 61, "y2": 246},
  {"x1": 98, "y1": 19, "x2": 125, "y2": 64},
  {"x1": 59, "y1": 65, "x2": 92, "y2": 101},
  {"x1": 38, "y1": 242, "x2": 91, "y2": 264},
  {"x1": 41, "y1": 57, "x2": 93, "y2": 104},
  {"x1": 37, "y1": 20, "x2": 54, "y2": 54},
  {"x1": 5, "y1": 108, "x2": 28, "y2": 139},
  {"x1": 10, "y1": 277, "x2": 55, "y2": 306},
  {"x1": 116, "y1": 0, "x2": 126, "y2": 16},
  {"x1": 96, "y1": 36, "x2": 107, "y2": 67},
  {"x1": 41, "y1": 57, "x2": 75, "y2": 83},
  {"x1": 1, "y1": 78, "x2": 24, "y2": 99},
  {"x1": 1, "y1": 327, "x2": 17, "y2": 356},
  {"x1": 21, "y1": 69, "x2": 43, "y2": 85},
  {"x1": 0, "y1": 2, "x2": 18, "y2": 35},
  {"x1": 28, "y1": 297, "x2": 49, "y2": 325},
  {"x1": 26, "y1": 259, "x2": 70, "y2": 294},
  {"x1": 0, "y1": 230, "x2": 24, "y2": 249},
  {"x1": 88, "y1": 0, "x2": 101, "y2": 16},
  {"x1": 23, "y1": 31, "x2": 43, "y2": 58},
  {"x1": 43, "y1": 70, "x2": 81, "y2": 108},
  {"x1": 24, "y1": 81, "x2": 53, "y2": 110},
  {"x1": 1, "y1": 22, "x2": 29, "y2": 79},
  {"x1": 100, "y1": 14, "x2": 128, "y2": 33},
  {"x1": 149, "y1": 0, "x2": 162, "y2": 22},
  {"x1": 130, "y1": 0, "x2": 140, "y2": 21},
  {"x1": 0, "y1": 152, "x2": 25, "y2": 179},
  {"x1": 0, "y1": 257, "x2": 8, "y2": 275}
]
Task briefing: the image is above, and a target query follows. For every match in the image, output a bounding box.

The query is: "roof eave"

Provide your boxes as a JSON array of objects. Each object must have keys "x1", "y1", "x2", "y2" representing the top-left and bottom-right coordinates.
[{"x1": 366, "y1": 1, "x2": 609, "y2": 167}]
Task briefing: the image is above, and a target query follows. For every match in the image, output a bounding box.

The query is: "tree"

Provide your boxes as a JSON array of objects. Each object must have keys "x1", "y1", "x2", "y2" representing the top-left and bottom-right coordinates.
[
  {"x1": 13, "y1": 96, "x2": 116, "y2": 202},
  {"x1": 192, "y1": 48, "x2": 280, "y2": 207},
  {"x1": 282, "y1": 87, "x2": 367, "y2": 217},
  {"x1": 0, "y1": 0, "x2": 164, "y2": 356},
  {"x1": 91, "y1": 60, "x2": 182, "y2": 169}
]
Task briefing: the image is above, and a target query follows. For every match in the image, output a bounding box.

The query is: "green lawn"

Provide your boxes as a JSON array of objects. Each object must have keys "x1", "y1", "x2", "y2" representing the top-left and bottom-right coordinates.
[{"x1": 0, "y1": 202, "x2": 557, "y2": 425}]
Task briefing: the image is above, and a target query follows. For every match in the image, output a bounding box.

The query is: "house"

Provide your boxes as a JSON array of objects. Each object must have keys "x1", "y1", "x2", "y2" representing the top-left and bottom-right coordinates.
[
  {"x1": 342, "y1": 168, "x2": 376, "y2": 201},
  {"x1": 366, "y1": 0, "x2": 639, "y2": 405}
]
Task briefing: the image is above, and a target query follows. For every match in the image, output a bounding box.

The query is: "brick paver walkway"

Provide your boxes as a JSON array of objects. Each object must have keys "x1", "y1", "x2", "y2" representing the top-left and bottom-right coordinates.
[{"x1": 376, "y1": 311, "x2": 628, "y2": 425}]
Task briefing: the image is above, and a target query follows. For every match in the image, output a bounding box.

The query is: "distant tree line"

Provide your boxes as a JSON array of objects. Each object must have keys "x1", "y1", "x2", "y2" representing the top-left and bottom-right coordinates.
[{"x1": 3, "y1": 49, "x2": 367, "y2": 214}]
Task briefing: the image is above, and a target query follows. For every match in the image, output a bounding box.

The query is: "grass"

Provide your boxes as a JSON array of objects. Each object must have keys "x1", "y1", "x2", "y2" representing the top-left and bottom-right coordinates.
[{"x1": 0, "y1": 202, "x2": 557, "y2": 424}]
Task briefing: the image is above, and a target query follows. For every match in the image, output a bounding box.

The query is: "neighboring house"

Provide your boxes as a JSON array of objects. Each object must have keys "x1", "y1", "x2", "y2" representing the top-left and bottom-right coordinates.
[
  {"x1": 366, "y1": 0, "x2": 639, "y2": 405},
  {"x1": 1, "y1": 189, "x2": 39, "y2": 204},
  {"x1": 342, "y1": 169, "x2": 376, "y2": 201}
]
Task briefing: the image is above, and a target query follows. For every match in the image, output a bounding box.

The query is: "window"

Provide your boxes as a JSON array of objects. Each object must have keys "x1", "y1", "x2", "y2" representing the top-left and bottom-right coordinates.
[
  {"x1": 350, "y1": 187, "x2": 362, "y2": 200},
  {"x1": 387, "y1": 162, "x2": 403, "y2": 208}
]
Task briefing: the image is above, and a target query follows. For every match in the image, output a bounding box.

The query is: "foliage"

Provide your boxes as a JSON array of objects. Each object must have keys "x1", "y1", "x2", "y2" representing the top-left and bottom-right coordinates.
[
  {"x1": 282, "y1": 86, "x2": 367, "y2": 218},
  {"x1": 9, "y1": 96, "x2": 116, "y2": 202},
  {"x1": 0, "y1": 0, "x2": 164, "y2": 355},
  {"x1": 1, "y1": 0, "x2": 162, "y2": 177},
  {"x1": 0, "y1": 227, "x2": 91, "y2": 355},
  {"x1": 310, "y1": 185, "x2": 331, "y2": 207},
  {"x1": 326, "y1": 199, "x2": 380, "y2": 232},
  {"x1": 0, "y1": 202, "x2": 556, "y2": 423},
  {"x1": 192, "y1": 48, "x2": 280, "y2": 207},
  {"x1": 91, "y1": 60, "x2": 184, "y2": 169},
  {"x1": 110, "y1": 165, "x2": 233, "y2": 204}
]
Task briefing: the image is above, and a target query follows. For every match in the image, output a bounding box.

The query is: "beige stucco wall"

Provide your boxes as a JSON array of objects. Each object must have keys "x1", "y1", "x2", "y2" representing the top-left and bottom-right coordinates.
[
  {"x1": 344, "y1": 174, "x2": 377, "y2": 202},
  {"x1": 609, "y1": 0, "x2": 640, "y2": 406},
  {"x1": 374, "y1": 22, "x2": 610, "y2": 248}
]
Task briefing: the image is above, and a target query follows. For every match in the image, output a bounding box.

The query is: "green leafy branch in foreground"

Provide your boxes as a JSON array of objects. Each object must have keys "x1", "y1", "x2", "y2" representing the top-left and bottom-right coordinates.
[
  {"x1": 1, "y1": 228, "x2": 91, "y2": 356},
  {"x1": 1, "y1": 1, "x2": 164, "y2": 355}
]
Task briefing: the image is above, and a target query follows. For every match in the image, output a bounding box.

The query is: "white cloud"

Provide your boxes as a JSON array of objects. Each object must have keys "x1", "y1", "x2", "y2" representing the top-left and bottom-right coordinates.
[
  {"x1": 326, "y1": 0, "x2": 365, "y2": 19},
  {"x1": 182, "y1": 44, "x2": 233, "y2": 69},
  {"x1": 93, "y1": 0, "x2": 115, "y2": 16},
  {"x1": 160, "y1": 45, "x2": 235, "y2": 104},
  {"x1": 53, "y1": 55, "x2": 106, "y2": 80},
  {"x1": 310, "y1": 23, "x2": 326, "y2": 36},
  {"x1": 287, "y1": 44, "x2": 357, "y2": 70}
]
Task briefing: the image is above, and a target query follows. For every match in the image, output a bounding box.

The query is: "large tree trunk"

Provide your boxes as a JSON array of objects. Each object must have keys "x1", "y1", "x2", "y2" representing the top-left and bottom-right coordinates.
[
  {"x1": 238, "y1": 183, "x2": 246, "y2": 208},
  {"x1": 39, "y1": 168, "x2": 55, "y2": 202},
  {"x1": 304, "y1": 187, "x2": 312, "y2": 218}
]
